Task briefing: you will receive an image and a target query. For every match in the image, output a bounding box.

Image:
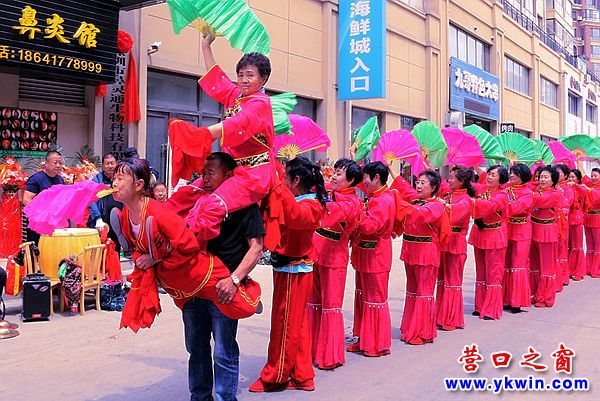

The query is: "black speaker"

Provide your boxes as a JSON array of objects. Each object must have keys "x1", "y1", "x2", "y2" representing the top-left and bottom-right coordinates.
[{"x1": 22, "y1": 273, "x2": 51, "y2": 321}]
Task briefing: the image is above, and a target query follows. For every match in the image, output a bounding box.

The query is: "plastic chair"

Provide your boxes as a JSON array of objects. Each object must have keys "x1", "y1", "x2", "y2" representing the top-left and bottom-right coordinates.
[
  {"x1": 18, "y1": 241, "x2": 63, "y2": 316},
  {"x1": 78, "y1": 244, "x2": 106, "y2": 315}
]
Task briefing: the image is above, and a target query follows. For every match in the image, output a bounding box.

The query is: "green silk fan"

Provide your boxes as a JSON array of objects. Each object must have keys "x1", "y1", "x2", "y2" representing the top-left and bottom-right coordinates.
[
  {"x1": 496, "y1": 133, "x2": 540, "y2": 166},
  {"x1": 463, "y1": 124, "x2": 507, "y2": 164},
  {"x1": 352, "y1": 116, "x2": 381, "y2": 161},
  {"x1": 167, "y1": 0, "x2": 271, "y2": 55},
  {"x1": 411, "y1": 121, "x2": 448, "y2": 168},
  {"x1": 558, "y1": 134, "x2": 600, "y2": 160},
  {"x1": 269, "y1": 92, "x2": 297, "y2": 135}
]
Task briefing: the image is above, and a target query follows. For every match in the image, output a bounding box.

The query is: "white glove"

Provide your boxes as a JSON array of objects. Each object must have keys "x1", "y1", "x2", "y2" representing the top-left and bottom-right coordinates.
[{"x1": 95, "y1": 219, "x2": 108, "y2": 230}]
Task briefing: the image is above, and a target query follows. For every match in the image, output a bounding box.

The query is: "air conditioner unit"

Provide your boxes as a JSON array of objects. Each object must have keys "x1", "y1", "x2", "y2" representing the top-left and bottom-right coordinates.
[
  {"x1": 585, "y1": 74, "x2": 591, "y2": 84},
  {"x1": 577, "y1": 16, "x2": 584, "y2": 21},
  {"x1": 445, "y1": 111, "x2": 465, "y2": 128}
]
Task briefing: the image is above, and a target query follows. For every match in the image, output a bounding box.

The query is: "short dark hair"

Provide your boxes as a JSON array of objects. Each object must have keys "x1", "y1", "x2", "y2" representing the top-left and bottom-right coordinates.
[
  {"x1": 152, "y1": 182, "x2": 167, "y2": 190},
  {"x1": 236, "y1": 53, "x2": 271, "y2": 79},
  {"x1": 45, "y1": 150, "x2": 61, "y2": 161},
  {"x1": 205, "y1": 152, "x2": 237, "y2": 172},
  {"x1": 510, "y1": 163, "x2": 532, "y2": 184},
  {"x1": 555, "y1": 164, "x2": 571, "y2": 178},
  {"x1": 363, "y1": 161, "x2": 389, "y2": 184},
  {"x1": 570, "y1": 169, "x2": 582, "y2": 183},
  {"x1": 451, "y1": 166, "x2": 476, "y2": 197},
  {"x1": 488, "y1": 165, "x2": 509, "y2": 185},
  {"x1": 102, "y1": 153, "x2": 117, "y2": 162},
  {"x1": 419, "y1": 170, "x2": 442, "y2": 196},
  {"x1": 123, "y1": 147, "x2": 139, "y2": 158},
  {"x1": 115, "y1": 158, "x2": 152, "y2": 193},
  {"x1": 333, "y1": 158, "x2": 363, "y2": 187},
  {"x1": 593, "y1": 167, "x2": 600, "y2": 175},
  {"x1": 538, "y1": 165, "x2": 559, "y2": 187},
  {"x1": 285, "y1": 156, "x2": 328, "y2": 208}
]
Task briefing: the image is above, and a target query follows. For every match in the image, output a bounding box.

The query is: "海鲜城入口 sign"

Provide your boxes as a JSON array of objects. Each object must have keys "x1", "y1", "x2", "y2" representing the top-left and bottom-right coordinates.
[{"x1": 0, "y1": 0, "x2": 118, "y2": 83}]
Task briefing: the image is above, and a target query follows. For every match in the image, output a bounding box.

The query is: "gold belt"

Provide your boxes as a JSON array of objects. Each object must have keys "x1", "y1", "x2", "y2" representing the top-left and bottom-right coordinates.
[
  {"x1": 234, "y1": 152, "x2": 269, "y2": 168},
  {"x1": 403, "y1": 234, "x2": 433, "y2": 243},
  {"x1": 531, "y1": 216, "x2": 555, "y2": 225},
  {"x1": 588, "y1": 210, "x2": 600, "y2": 215},
  {"x1": 315, "y1": 227, "x2": 342, "y2": 241},
  {"x1": 451, "y1": 226, "x2": 462, "y2": 233},
  {"x1": 482, "y1": 221, "x2": 502, "y2": 230},
  {"x1": 355, "y1": 240, "x2": 378, "y2": 249},
  {"x1": 509, "y1": 217, "x2": 527, "y2": 224}
]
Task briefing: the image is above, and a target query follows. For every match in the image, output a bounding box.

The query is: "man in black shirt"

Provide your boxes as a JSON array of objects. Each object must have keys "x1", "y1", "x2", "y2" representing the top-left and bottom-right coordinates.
[
  {"x1": 23, "y1": 151, "x2": 65, "y2": 244},
  {"x1": 183, "y1": 152, "x2": 264, "y2": 401}
]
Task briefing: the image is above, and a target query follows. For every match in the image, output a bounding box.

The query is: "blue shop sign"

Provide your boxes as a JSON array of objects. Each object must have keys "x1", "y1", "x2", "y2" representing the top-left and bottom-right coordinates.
[
  {"x1": 450, "y1": 57, "x2": 500, "y2": 120},
  {"x1": 338, "y1": 0, "x2": 386, "y2": 100}
]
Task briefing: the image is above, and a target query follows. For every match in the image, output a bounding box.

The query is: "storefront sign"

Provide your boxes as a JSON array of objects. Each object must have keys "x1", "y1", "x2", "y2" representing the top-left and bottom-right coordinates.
[
  {"x1": 588, "y1": 88, "x2": 597, "y2": 104},
  {"x1": 338, "y1": 0, "x2": 386, "y2": 100},
  {"x1": 102, "y1": 52, "x2": 129, "y2": 159},
  {"x1": 500, "y1": 122, "x2": 515, "y2": 133},
  {"x1": 0, "y1": 0, "x2": 118, "y2": 83},
  {"x1": 569, "y1": 76, "x2": 582, "y2": 93},
  {"x1": 450, "y1": 57, "x2": 500, "y2": 121},
  {"x1": 1, "y1": 106, "x2": 57, "y2": 156}
]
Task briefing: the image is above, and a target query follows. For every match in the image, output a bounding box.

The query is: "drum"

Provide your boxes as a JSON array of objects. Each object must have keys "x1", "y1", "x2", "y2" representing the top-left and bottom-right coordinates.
[{"x1": 38, "y1": 228, "x2": 101, "y2": 280}]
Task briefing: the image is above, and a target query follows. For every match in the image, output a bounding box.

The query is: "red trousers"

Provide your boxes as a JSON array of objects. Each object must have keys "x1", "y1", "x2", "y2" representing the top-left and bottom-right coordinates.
[
  {"x1": 568, "y1": 224, "x2": 586, "y2": 280},
  {"x1": 352, "y1": 271, "x2": 391, "y2": 353},
  {"x1": 474, "y1": 248, "x2": 506, "y2": 320},
  {"x1": 401, "y1": 264, "x2": 438, "y2": 344},
  {"x1": 259, "y1": 271, "x2": 314, "y2": 384},
  {"x1": 307, "y1": 264, "x2": 347, "y2": 368},
  {"x1": 530, "y1": 241, "x2": 557, "y2": 307},
  {"x1": 557, "y1": 233, "x2": 570, "y2": 290},
  {"x1": 436, "y1": 252, "x2": 466, "y2": 330},
  {"x1": 585, "y1": 226, "x2": 600, "y2": 278},
  {"x1": 503, "y1": 239, "x2": 531, "y2": 308}
]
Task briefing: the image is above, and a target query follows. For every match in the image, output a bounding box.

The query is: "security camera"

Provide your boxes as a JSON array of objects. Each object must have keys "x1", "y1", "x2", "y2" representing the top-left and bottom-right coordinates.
[{"x1": 147, "y1": 41, "x2": 162, "y2": 55}]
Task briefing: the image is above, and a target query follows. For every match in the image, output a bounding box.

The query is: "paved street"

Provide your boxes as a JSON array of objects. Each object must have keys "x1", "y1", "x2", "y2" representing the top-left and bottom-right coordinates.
[{"x1": 2, "y1": 240, "x2": 599, "y2": 401}]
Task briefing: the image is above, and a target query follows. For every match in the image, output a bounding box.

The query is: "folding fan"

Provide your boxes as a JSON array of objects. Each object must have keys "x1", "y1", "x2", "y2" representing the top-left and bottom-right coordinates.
[
  {"x1": 441, "y1": 128, "x2": 485, "y2": 167},
  {"x1": 270, "y1": 92, "x2": 297, "y2": 135},
  {"x1": 167, "y1": 0, "x2": 271, "y2": 55},
  {"x1": 274, "y1": 114, "x2": 331, "y2": 159},
  {"x1": 411, "y1": 121, "x2": 448, "y2": 168},
  {"x1": 530, "y1": 139, "x2": 555, "y2": 165},
  {"x1": 558, "y1": 134, "x2": 600, "y2": 160},
  {"x1": 462, "y1": 124, "x2": 507, "y2": 164},
  {"x1": 372, "y1": 130, "x2": 425, "y2": 175},
  {"x1": 547, "y1": 141, "x2": 576, "y2": 168},
  {"x1": 496, "y1": 133, "x2": 540, "y2": 166},
  {"x1": 352, "y1": 116, "x2": 381, "y2": 161}
]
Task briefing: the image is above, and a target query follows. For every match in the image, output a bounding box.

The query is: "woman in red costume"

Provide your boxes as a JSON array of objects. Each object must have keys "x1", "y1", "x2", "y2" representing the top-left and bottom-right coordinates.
[
  {"x1": 469, "y1": 165, "x2": 509, "y2": 320},
  {"x1": 250, "y1": 156, "x2": 327, "y2": 393},
  {"x1": 391, "y1": 169, "x2": 447, "y2": 344},
  {"x1": 168, "y1": 34, "x2": 276, "y2": 240},
  {"x1": 307, "y1": 158, "x2": 362, "y2": 370},
  {"x1": 112, "y1": 158, "x2": 261, "y2": 333},
  {"x1": 436, "y1": 166, "x2": 474, "y2": 331},
  {"x1": 584, "y1": 167, "x2": 600, "y2": 278},
  {"x1": 347, "y1": 162, "x2": 396, "y2": 356},
  {"x1": 567, "y1": 169, "x2": 587, "y2": 281},
  {"x1": 555, "y1": 164, "x2": 575, "y2": 291},
  {"x1": 503, "y1": 163, "x2": 534, "y2": 313},
  {"x1": 530, "y1": 166, "x2": 562, "y2": 307}
]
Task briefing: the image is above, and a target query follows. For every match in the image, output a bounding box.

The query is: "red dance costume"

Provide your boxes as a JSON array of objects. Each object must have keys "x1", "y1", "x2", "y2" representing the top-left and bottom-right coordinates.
[
  {"x1": 468, "y1": 187, "x2": 509, "y2": 320},
  {"x1": 568, "y1": 182, "x2": 587, "y2": 280},
  {"x1": 530, "y1": 188, "x2": 561, "y2": 307},
  {"x1": 556, "y1": 182, "x2": 574, "y2": 290},
  {"x1": 118, "y1": 198, "x2": 260, "y2": 329},
  {"x1": 255, "y1": 189, "x2": 324, "y2": 390},
  {"x1": 308, "y1": 187, "x2": 361, "y2": 369},
  {"x1": 350, "y1": 185, "x2": 396, "y2": 355},
  {"x1": 392, "y1": 177, "x2": 446, "y2": 344},
  {"x1": 585, "y1": 184, "x2": 600, "y2": 278},
  {"x1": 437, "y1": 189, "x2": 472, "y2": 330},
  {"x1": 178, "y1": 64, "x2": 276, "y2": 240},
  {"x1": 503, "y1": 185, "x2": 533, "y2": 308}
]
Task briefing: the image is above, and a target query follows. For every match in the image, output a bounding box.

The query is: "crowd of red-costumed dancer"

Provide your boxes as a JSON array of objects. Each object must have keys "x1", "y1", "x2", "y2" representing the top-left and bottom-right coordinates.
[{"x1": 104, "y1": 37, "x2": 600, "y2": 394}]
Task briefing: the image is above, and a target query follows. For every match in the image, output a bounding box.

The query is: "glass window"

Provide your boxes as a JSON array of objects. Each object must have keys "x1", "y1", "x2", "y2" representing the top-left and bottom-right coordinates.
[
  {"x1": 568, "y1": 94, "x2": 580, "y2": 116},
  {"x1": 540, "y1": 77, "x2": 558, "y2": 108},
  {"x1": 592, "y1": 29, "x2": 600, "y2": 40},
  {"x1": 505, "y1": 57, "x2": 530, "y2": 95},
  {"x1": 587, "y1": 103, "x2": 597, "y2": 123},
  {"x1": 592, "y1": 46, "x2": 600, "y2": 57},
  {"x1": 449, "y1": 25, "x2": 491, "y2": 72}
]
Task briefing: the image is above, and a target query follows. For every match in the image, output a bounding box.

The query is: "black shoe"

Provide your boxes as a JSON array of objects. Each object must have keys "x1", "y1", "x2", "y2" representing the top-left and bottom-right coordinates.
[
  {"x1": 472, "y1": 311, "x2": 480, "y2": 316},
  {"x1": 503, "y1": 305, "x2": 511, "y2": 311},
  {"x1": 483, "y1": 316, "x2": 494, "y2": 321},
  {"x1": 510, "y1": 307, "x2": 523, "y2": 314}
]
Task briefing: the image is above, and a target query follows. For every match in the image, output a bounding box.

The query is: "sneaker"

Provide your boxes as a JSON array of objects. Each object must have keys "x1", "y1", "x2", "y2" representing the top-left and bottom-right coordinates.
[
  {"x1": 248, "y1": 379, "x2": 286, "y2": 393},
  {"x1": 286, "y1": 379, "x2": 315, "y2": 391}
]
